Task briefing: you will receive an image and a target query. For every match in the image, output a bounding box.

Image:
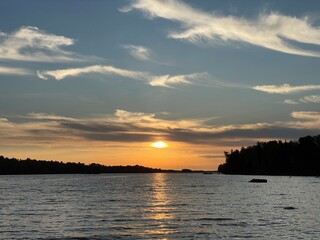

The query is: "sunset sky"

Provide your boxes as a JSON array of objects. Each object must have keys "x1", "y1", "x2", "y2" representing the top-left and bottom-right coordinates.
[{"x1": 1, "y1": 0, "x2": 320, "y2": 170}]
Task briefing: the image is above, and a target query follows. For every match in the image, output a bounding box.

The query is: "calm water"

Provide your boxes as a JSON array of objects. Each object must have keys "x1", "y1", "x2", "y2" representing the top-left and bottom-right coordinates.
[{"x1": 0, "y1": 173, "x2": 319, "y2": 239}]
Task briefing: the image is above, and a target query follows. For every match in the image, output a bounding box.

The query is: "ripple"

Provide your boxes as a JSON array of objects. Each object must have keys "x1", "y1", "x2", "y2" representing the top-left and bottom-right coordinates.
[
  {"x1": 196, "y1": 217, "x2": 234, "y2": 222},
  {"x1": 218, "y1": 222, "x2": 249, "y2": 227}
]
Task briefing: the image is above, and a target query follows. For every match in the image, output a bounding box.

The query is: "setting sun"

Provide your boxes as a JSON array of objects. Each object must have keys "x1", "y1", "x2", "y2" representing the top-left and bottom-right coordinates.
[{"x1": 151, "y1": 141, "x2": 168, "y2": 149}]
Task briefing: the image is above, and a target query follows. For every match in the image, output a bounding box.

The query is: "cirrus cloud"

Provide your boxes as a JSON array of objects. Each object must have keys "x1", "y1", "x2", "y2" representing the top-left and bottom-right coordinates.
[
  {"x1": 253, "y1": 83, "x2": 320, "y2": 94},
  {"x1": 37, "y1": 65, "x2": 148, "y2": 81},
  {"x1": 0, "y1": 66, "x2": 31, "y2": 76},
  {"x1": 37, "y1": 65, "x2": 206, "y2": 88},
  {"x1": 300, "y1": 95, "x2": 320, "y2": 104},
  {"x1": 0, "y1": 26, "x2": 91, "y2": 62},
  {"x1": 284, "y1": 95, "x2": 320, "y2": 105},
  {"x1": 291, "y1": 111, "x2": 320, "y2": 120},
  {"x1": 123, "y1": 0, "x2": 320, "y2": 57},
  {"x1": 284, "y1": 99, "x2": 299, "y2": 105},
  {"x1": 122, "y1": 44, "x2": 153, "y2": 61}
]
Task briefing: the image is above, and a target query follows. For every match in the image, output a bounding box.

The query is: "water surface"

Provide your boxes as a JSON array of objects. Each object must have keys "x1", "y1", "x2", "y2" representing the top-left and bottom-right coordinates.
[{"x1": 0, "y1": 173, "x2": 319, "y2": 239}]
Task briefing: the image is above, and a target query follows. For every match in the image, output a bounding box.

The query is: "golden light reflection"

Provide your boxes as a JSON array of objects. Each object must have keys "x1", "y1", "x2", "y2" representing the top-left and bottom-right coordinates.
[
  {"x1": 150, "y1": 173, "x2": 172, "y2": 220},
  {"x1": 143, "y1": 173, "x2": 177, "y2": 236}
]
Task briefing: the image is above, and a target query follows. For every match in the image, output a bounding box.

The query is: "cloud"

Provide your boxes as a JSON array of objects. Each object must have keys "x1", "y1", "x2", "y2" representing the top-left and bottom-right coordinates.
[
  {"x1": 291, "y1": 111, "x2": 320, "y2": 120},
  {"x1": 284, "y1": 95, "x2": 320, "y2": 104},
  {"x1": 122, "y1": 44, "x2": 152, "y2": 61},
  {"x1": 0, "y1": 109, "x2": 215, "y2": 146},
  {"x1": 284, "y1": 99, "x2": 299, "y2": 105},
  {"x1": 149, "y1": 73, "x2": 207, "y2": 87},
  {"x1": 0, "y1": 26, "x2": 88, "y2": 62},
  {"x1": 300, "y1": 95, "x2": 320, "y2": 103},
  {"x1": 1, "y1": 110, "x2": 320, "y2": 148},
  {"x1": 113, "y1": 109, "x2": 208, "y2": 129},
  {"x1": 0, "y1": 66, "x2": 31, "y2": 76},
  {"x1": 253, "y1": 83, "x2": 320, "y2": 94},
  {"x1": 37, "y1": 65, "x2": 148, "y2": 81},
  {"x1": 37, "y1": 64, "x2": 205, "y2": 88},
  {"x1": 124, "y1": 0, "x2": 320, "y2": 57},
  {"x1": 23, "y1": 113, "x2": 77, "y2": 122}
]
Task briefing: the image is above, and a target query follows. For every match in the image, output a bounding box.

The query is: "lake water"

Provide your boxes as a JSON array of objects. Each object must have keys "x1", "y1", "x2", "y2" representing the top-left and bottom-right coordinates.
[{"x1": 0, "y1": 173, "x2": 319, "y2": 239}]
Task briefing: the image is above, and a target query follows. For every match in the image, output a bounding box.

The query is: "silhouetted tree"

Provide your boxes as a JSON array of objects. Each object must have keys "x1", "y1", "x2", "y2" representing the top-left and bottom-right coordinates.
[
  {"x1": 218, "y1": 135, "x2": 320, "y2": 176},
  {"x1": 0, "y1": 156, "x2": 183, "y2": 175}
]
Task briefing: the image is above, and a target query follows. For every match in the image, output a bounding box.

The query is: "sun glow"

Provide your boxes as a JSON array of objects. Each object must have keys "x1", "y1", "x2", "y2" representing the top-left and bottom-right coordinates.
[{"x1": 151, "y1": 141, "x2": 168, "y2": 148}]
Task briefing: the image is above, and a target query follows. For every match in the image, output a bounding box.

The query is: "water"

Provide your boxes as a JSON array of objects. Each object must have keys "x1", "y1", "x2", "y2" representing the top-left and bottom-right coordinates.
[{"x1": 0, "y1": 173, "x2": 319, "y2": 239}]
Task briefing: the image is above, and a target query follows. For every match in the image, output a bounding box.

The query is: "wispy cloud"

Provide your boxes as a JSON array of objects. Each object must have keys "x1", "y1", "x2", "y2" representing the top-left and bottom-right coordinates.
[
  {"x1": 289, "y1": 111, "x2": 320, "y2": 129},
  {"x1": 23, "y1": 113, "x2": 77, "y2": 122},
  {"x1": 113, "y1": 109, "x2": 207, "y2": 129},
  {"x1": 37, "y1": 65, "x2": 206, "y2": 88},
  {"x1": 122, "y1": 44, "x2": 152, "y2": 61},
  {"x1": 37, "y1": 65, "x2": 148, "y2": 81},
  {"x1": 284, "y1": 99, "x2": 299, "y2": 105},
  {"x1": 0, "y1": 66, "x2": 31, "y2": 76},
  {"x1": 149, "y1": 73, "x2": 207, "y2": 87},
  {"x1": 124, "y1": 0, "x2": 320, "y2": 57},
  {"x1": 253, "y1": 83, "x2": 320, "y2": 94},
  {"x1": 284, "y1": 95, "x2": 320, "y2": 105},
  {"x1": 291, "y1": 111, "x2": 320, "y2": 120},
  {"x1": 0, "y1": 26, "x2": 89, "y2": 62},
  {"x1": 300, "y1": 95, "x2": 320, "y2": 104}
]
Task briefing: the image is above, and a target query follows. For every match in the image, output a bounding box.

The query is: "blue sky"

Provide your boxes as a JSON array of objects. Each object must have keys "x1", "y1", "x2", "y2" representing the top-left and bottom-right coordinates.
[{"x1": 1, "y1": 0, "x2": 320, "y2": 169}]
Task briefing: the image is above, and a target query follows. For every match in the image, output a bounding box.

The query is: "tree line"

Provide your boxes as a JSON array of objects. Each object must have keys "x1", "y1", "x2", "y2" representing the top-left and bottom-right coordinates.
[
  {"x1": 218, "y1": 135, "x2": 320, "y2": 176},
  {"x1": 0, "y1": 156, "x2": 179, "y2": 175}
]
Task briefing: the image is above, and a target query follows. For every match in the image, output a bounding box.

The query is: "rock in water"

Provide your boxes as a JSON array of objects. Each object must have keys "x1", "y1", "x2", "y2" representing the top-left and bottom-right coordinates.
[
  {"x1": 249, "y1": 179, "x2": 267, "y2": 183},
  {"x1": 284, "y1": 206, "x2": 296, "y2": 210}
]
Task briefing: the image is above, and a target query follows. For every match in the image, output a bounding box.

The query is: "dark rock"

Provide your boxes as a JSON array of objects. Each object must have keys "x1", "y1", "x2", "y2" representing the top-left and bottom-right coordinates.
[
  {"x1": 249, "y1": 179, "x2": 267, "y2": 183},
  {"x1": 284, "y1": 206, "x2": 296, "y2": 210}
]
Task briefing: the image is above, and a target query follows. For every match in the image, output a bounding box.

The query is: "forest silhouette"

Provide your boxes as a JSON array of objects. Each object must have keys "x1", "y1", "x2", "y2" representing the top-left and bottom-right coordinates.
[
  {"x1": 0, "y1": 156, "x2": 180, "y2": 175},
  {"x1": 218, "y1": 135, "x2": 320, "y2": 176}
]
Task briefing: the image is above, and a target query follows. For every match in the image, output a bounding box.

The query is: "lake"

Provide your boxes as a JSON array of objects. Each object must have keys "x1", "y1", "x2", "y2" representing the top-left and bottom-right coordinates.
[{"x1": 0, "y1": 173, "x2": 319, "y2": 239}]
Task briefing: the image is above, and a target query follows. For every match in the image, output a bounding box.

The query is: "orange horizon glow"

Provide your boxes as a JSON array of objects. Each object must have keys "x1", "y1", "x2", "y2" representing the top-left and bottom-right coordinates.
[{"x1": 0, "y1": 140, "x2": 227, "y2": 171}]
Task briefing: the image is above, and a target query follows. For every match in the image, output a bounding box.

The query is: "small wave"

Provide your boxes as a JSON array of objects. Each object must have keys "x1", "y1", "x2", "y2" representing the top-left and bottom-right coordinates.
[
  {"x1": 274, "y1": 206, "x2": 297, "y2": 210},
  {"x1": 196, "y1": 217, "x2": 234, "y2": 221},
  {"x1": 111, "y1": 218, "x2": 136, "y2": 222},
  {"x1": 229, "y1": 234, "x2": 259, "y2": 238},
  {"x1": 218, "y1": 222, "x2": 249, "y2": 227},
  {"x1": 45, "y1": 238, "x2": 101, "y2": 240},
  {"x1": 45, "y1": 236, "x2": 129, "y2": 240}
]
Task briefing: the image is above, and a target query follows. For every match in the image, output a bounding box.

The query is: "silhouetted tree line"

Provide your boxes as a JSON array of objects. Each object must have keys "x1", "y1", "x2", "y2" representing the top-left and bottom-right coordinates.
[
  {"x1": 0, "y1": 156, "x2": 179, "y2": 175},
  {"x1": 218, "y1": 135, "x2": 320, "y2": 176}
]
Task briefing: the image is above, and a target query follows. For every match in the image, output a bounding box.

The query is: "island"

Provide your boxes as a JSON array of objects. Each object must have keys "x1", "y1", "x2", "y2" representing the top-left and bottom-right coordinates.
[
  {"x1": 218, "y1": 135, "x2": 320, "y2": 176},
  {"x1": 0, "y1": 156, "x2": 185, "y2": 175}
]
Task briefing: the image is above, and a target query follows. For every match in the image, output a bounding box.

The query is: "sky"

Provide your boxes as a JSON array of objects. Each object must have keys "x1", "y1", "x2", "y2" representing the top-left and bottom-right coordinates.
[{"x1": 1, "y1": 0, "x2": 320, "y2": 170}]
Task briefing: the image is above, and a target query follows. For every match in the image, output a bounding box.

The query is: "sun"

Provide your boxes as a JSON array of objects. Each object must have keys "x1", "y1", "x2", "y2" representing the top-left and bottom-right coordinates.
[{"x1": 151, "y1": 141, "x2": 168, "y2": 149}]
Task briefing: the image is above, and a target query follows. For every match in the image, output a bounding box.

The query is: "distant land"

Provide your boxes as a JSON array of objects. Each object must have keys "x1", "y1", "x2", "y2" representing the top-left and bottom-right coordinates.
[
  {"x1": 218, "y1": 135, "x2": 320, "y2": 176},
  {"x1": 0, "y1": 156, "x2": 206, "y2": 175}
]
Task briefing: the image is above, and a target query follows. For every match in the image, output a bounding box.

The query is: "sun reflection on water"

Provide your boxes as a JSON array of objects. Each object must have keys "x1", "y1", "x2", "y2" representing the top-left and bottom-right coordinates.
[{"x1": 143, "y1": 173, "x2": 177, "y2": 236}]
